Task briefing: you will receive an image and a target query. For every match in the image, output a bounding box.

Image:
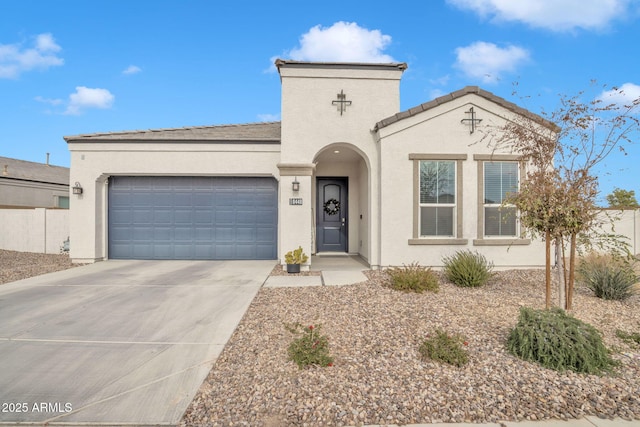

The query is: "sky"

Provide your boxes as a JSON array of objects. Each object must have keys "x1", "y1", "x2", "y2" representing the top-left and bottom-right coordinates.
[{"x1": 1, "y1": 0, "x2": 639, "y2": 203}]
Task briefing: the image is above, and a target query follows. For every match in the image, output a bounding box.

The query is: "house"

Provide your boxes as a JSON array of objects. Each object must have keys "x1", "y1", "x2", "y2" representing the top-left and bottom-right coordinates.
[
  {"x1": 64, "y1": 60, "x2": 557, "y2": 268},
  {"x1": 0, "y1": 156, "x2": 70, "y2": 209}
]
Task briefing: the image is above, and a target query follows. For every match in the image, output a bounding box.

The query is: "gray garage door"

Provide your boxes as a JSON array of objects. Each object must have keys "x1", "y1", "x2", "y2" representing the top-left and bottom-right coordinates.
[{"x1": 108, "y1": 176, "x2": 277, "y2": 260}]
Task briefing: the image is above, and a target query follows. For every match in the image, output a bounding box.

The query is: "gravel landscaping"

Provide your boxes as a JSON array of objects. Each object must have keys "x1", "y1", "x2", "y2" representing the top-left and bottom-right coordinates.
[
  {"x1": 0, "y1": 249, "x2": 79, "y2": 284},
  {"x1": 2, "y1": 250, "x2": 638, "y2": 425},
  {"x1": 181, "y1": 269, "x2": 640, "y2": 426}
]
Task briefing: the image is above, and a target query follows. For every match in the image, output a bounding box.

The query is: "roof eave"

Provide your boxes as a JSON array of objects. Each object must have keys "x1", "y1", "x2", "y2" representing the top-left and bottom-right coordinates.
[{"x1": 373, "y1": 86, "x2": 560, "y2": 133}]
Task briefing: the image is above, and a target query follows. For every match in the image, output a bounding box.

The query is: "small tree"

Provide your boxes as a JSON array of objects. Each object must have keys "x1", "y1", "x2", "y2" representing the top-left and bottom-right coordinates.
[
  {"x1": 606, "y1": 188, "x2": 639, "y2": 208},
  {"x1": 484, "y1": 83, "x2": 639, "y2": 310}
]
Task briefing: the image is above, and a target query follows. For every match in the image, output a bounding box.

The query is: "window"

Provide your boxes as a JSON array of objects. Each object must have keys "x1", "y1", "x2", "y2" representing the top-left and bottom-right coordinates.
[
  {"x1": 420, "y1": 160, "x2": 455, "y2": 236},
  {"x1": 483, "y1": 161, "x2": 518, "y2": 237},
  {"x1": 409, "y1": 154, "x2": 467, "y2": 245},
  {"x1": 56, "y1": 196, "x2": 70, "y2": 209}
]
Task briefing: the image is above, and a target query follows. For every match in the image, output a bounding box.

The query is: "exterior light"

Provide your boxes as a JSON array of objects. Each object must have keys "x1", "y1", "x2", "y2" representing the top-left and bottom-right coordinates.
[
  {"x1": 292, "y1": 178, "x2": 300, "y2": 192},
  {"x1": 72, "y1": 182, "x2": 83, "y2": 195}
]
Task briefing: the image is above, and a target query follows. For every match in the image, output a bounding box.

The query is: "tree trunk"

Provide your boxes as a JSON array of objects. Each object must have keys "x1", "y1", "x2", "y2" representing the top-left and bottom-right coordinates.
[
  {"x1": 567, "y1": 232, "x2": 577, "y2": 311},
  {"x1": 545, "y1": 229, "x2": 551, "y2": 309},
  {"x1": 556, "y1": 237, "x2": 566, "y2": 310}
]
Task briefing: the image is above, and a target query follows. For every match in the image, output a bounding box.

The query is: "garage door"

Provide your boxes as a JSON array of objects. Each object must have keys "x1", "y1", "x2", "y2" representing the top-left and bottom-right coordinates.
[{"x1": 108, "y1": 176, "x2": 278, "y2": 260}]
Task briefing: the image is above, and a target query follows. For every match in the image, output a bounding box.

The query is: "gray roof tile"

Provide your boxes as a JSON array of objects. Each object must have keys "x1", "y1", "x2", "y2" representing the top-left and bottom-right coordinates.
[
  {"x1": 0, "y1": 156, "x2": 69, "y2": 185},
  {"x1": 374, "y1": 86, "x2": 559, "y2": 132},
  {"x1": 64, "y1": 121, "x2": 281, "y2": 143}
]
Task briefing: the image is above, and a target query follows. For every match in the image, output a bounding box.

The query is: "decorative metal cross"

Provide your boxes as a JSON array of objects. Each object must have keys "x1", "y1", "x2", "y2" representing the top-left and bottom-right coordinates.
[
  {"x1": 460, "y1": 106, "x2": 483, "y2": 134},
  {"x1": 332, "y1": 89, "x2": 352, "y2": 116}
]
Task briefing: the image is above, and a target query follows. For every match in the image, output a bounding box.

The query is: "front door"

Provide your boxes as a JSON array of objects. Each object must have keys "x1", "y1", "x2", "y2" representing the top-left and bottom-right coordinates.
[{"x1": 316, "y1": 178, "x2": 348, "y2": 252}]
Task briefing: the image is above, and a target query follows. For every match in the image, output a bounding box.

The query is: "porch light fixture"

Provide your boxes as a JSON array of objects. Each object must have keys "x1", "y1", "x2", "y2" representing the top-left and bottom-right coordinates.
[
  {"x1": 72, "y1": 182, "x2": 83, "y2": 195},
  {"x1": 292, "y1": 178, "x2": 300, "y2": 192}
]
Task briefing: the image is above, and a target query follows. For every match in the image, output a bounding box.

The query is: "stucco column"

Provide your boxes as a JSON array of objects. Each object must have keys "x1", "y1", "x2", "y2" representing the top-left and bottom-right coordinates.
[{"x1": 278, "y1": 163, "x2": 315, "y2": 270}]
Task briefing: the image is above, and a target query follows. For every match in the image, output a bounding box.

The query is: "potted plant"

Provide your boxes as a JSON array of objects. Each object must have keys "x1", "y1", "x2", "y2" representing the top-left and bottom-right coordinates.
[{"x1": 284, "y1": 246, "x2": 309, "y2": 273}]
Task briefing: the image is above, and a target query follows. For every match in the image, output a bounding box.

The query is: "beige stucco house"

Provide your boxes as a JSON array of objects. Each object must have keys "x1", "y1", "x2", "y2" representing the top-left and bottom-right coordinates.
[{"x1": 65, "y1": 60, "x2": 557, "y2": 268}]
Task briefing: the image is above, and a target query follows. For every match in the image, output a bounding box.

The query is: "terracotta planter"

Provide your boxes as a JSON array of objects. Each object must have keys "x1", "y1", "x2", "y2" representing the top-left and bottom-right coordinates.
[{"x1": 286, "y1": 263, "x2": 301, "y2": 274}]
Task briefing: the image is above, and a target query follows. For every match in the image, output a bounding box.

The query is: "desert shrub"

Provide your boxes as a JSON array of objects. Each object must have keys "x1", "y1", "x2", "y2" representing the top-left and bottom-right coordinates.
[
  {"x1": 507, "y1": 307, "x2": 618, "y2": 375},
  {"x1": 577, "y1": 253, "x2": 638, "y2": 301},
  {"x1": 442, "y1": 250, "x2": 494, "y2": 287},
  {"x1": 386, "y1": 262, "x2": 439, "y2": 293},
  {"x1": 419, "y1": 329, "x2": 469, "y2": 367},
  {"x1": 615, "y1": 329, "x2": 640, "y2": 348},
  {"x1": 285, "y1": 323, "x2": 334, "y2": 369}
]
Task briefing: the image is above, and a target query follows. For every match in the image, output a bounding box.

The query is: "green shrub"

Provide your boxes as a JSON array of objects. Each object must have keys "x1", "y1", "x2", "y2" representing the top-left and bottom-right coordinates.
[
  {"x1": 285, "y1": 323, "x2": 334, "y2": 369},
  {"x1": 386, "y1": 262, "x2": 439, "y2": 293},
  {"x1": 442, "y1": 250, "x2": 494, "y2": 287},
  {"x1": 615, "y1": 329, "x2": 640, "y2": 348},
  {"x1": 507, "y1": 307, "x2": 618, "y2": 375},
  {"x1": 577, "y1": 253, "x2": 638, "y2": 301},
  {"x1": 419, "y1": 329, "x2": 469, "y2": 367}
]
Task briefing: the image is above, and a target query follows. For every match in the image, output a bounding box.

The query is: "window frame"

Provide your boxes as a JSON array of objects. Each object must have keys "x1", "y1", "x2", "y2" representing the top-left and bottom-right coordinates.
[
  {"x1": 409, "y1": 154, "x2": 467, "y2": 245},
  {"x1": 473, "y1": 154, "x2": 530, "y2": 246}
]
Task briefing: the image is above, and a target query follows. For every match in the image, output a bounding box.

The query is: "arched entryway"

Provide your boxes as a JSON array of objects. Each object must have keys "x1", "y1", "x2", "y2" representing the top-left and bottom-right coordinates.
[{"x1": 312, "y1": 144, "x2": 371, "y2": 262}]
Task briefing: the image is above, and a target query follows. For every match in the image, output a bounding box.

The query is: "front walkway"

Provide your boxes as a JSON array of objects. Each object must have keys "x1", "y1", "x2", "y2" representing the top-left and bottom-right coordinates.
[{"x1": 263, "y1": 254, "x2": 370, "y2": 288}]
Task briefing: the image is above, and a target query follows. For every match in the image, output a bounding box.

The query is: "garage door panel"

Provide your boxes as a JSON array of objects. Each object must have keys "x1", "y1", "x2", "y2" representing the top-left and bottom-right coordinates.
[
  {"x1": 109, "y1": 176, "x2": 277, "y2": 260},
  {"x1": 174, "y1": 227, "x2": 193, "y2": 241},
  {"x1": 237, "y1": 211, "x2": 256, "y2": 224},
  {"x1": 154, "y1": 228, "x2": 171, "y2": 240},
  {"x1": 216, "y1": 211, "x2": 234, "y2": 224},
  {"x1": 195, "y1": 228, "x2": 213, "y2": 240},
  {"x1": 236, "y1": 227, "x2": 256, "y2": 242},
  {"x1": 174, "y1": 210, "x2": 192, "y2": 224},
  {"x1": 256, "y1": 227, "x2": 276, "y2": 241},
  {"x1": 194, "y1": 210, "x2": 213, "y2": 224}
]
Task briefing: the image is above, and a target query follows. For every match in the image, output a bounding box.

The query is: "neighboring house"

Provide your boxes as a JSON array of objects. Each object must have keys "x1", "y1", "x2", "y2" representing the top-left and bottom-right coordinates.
[
  {"x1": 65, "y1": 60, "x2": 557, "y2": 268},
  {"x1": 0, "y1": 156, "x2": 70, "y2": 208}
]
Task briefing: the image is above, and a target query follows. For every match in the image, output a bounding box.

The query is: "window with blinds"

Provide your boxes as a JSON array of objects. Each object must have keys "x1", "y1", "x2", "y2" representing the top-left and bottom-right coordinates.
[
  {"x1": 419, "y1": 160, "x2": 455, "y2": 236},
  {"x1": 484, "y1": 161, "x2": 518, "y2": 236}
]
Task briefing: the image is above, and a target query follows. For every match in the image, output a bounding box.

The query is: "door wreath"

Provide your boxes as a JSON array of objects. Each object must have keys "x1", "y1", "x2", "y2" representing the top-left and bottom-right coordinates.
[{"x1": 323, "y1": 198, "x2": 341, "y2": 215}]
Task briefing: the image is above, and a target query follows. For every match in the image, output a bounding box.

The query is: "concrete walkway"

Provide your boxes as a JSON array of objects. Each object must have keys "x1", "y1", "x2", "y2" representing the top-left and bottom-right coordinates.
[
  {"x1": 0, "y1": 260, "x2": 273, "y2": 426},
  {"x1": 264, "y1": 254, "x2": 369, "y2": 288}
]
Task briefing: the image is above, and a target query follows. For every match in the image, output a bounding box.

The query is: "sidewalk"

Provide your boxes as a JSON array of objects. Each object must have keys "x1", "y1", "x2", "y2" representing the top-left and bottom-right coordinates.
[{"x1": 363, "y1": 417, "x2": 640, "y2": 426}]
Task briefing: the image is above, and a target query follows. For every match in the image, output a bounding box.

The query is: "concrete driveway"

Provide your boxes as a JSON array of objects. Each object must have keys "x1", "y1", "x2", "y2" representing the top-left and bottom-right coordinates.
[{"x1": 0, "y1": 259, "x2": 274, "y2": 426}]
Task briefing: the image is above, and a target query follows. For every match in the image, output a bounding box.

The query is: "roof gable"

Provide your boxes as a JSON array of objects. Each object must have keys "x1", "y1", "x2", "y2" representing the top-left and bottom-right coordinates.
[
  {"x1": 64, "y1": 121, "x2": 281, "y2": 143},
  {"x1": 374, "y1": 86, "x2": 559, "y2": 133}
]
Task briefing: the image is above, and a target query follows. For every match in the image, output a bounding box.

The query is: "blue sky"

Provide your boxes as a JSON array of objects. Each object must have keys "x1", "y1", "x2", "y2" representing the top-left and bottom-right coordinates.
[{"x1": 1, "y1": 0, "x2": 639, "y2": 202}]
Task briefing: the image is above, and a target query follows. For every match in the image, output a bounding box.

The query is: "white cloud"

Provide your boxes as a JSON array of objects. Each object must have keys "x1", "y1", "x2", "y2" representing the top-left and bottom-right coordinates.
[
  {"x1": 429, "y1": 89, "x2": 446, "y2": 99},
  {"x1": 281, "y1": 21, "x2": 395, "y2": 64},
  {"x1": 257, "y1": 113, "x2": 280, "y2": 122},
  {"x1": 454, "y1": 41, "x2": 530, "y2": 83},
  {"x1": 123, "y1": 65, "x2": 141, "y2": 75},
  {"x1": 447, "y1": 0, "x2": 631, "y2": 32},
  {"x1": 0, "y1": 33, "x2": 63, "y2": 78},
  {"x1": 34, "y1": 95, "x2": 63, "y2": 106},
  {"x1": 597, "y1": 83, "x2": 640, "y2": 109},
  {"x1": 65, "y1": 86, "x2": 114, "y2": 115}
]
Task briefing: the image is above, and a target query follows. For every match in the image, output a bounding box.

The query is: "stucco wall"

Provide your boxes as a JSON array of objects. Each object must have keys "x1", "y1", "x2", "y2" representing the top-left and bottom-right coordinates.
[
  {"x1": 594, "y1": 209, "x2": 640, "y2": 255},
  {"x1": 377, "y1": 94, "x2": 547, "y2": 268},
  {"x1": 0, "y1": 208, "x2": 69, "y2": 254},
  {"x1": 0, "y1": 178, "x2": 68, "y2": 208},
  {"x1": 67, "y1": 142, "x2": 281, "y2": 262},
  {"x1": 278, "y1": 64, "x2": 403, "y2": 267}
]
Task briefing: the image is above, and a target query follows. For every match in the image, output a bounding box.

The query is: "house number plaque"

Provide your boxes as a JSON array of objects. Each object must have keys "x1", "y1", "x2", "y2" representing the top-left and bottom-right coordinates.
[{"x1": 289, "y1": 198, "x2": 303, "y2": 205}]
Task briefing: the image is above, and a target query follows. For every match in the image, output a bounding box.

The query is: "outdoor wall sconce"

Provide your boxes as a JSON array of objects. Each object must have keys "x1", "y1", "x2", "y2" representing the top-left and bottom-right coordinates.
[
  {"x1": 292, "y1": 178, "x2": 300, "y2": 192},
  {"x1": 72, "y1": 182, "x2": 83, "y2": 195}
]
